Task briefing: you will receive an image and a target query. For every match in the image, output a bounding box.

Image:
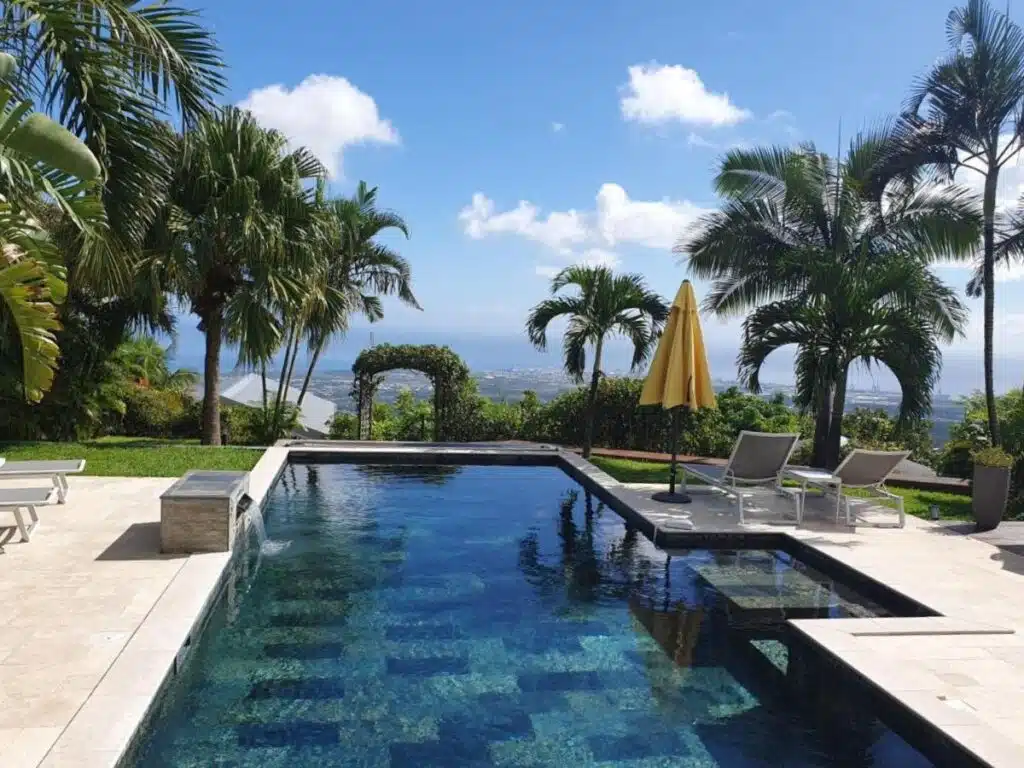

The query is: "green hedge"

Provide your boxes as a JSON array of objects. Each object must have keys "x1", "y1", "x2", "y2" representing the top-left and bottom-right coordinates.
[{"x1": 333, "y1": 377, "x2": 807, "y2": 459}]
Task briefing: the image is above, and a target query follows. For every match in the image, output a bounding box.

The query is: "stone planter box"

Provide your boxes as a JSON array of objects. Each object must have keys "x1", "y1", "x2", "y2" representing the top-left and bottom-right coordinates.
[
  {"x1": 160, "y1": 470, "x2": 249, "y2": 554},
  {"x1": 972, "y1": 464, "x2": 1011, "y2": 532}
]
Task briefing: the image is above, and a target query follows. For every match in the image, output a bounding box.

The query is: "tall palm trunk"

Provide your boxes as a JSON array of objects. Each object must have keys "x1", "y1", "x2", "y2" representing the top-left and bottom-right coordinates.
[
  {"x1": 270, "y1": 325, "x2": 304, "y2": 438},
  {"x1": 826, "y1": 368, "x2": 849, "y2": 470},
  {"x1": 296, "y1": 340, "x2": 324, "y2": 408},
  {"x1": 582, "y1": 337, "x2": 604, "y2": 459},
  {"x1": 983, "y1": 169, "x2": 1000, "y2": 445},
  {"x1": 811, "y1": 385, "x2": 831, "y2": 468},
  {"x1": 273, "y1": 325, "x2": 295, "y2": 416},
  {"x1": 283, "y1": 332, "x2": 301, "y2": 399},
  {"x1": 201, "y1": 309, "x2": 223, "y2": 446}
]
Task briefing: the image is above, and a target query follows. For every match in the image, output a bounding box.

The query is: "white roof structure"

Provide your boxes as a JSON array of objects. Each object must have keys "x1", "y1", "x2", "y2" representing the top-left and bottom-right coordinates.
[{"x1": 220, "y1": 373, "x2": 335, "y2": 438}]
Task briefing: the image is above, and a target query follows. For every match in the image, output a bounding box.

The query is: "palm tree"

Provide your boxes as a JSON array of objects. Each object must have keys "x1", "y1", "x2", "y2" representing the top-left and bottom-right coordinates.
[
  {"x1": 681, "y1": 129, "x2": 978, "y2": 468},
  {"x1": 0, "y1": 1, "x2": 225, "y2": 274},
  {"x1": 291, "y1": 180, "x2": 419, "y2": 408},
  {"x1": 151, "y1": 107, "x2": 324, "y2": 445},
  {"x1": 526, "y1": 265, "x2": 668, "y2": 459},
  {"x1": 904, "y1": 0, "x2": 1024, "y2": 445},
  {"x1": 112, "y1": 336, "x2": 198, "y2": 392}
]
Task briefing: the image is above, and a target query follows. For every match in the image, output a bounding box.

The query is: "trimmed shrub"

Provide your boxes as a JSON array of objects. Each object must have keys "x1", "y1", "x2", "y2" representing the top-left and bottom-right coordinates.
[{"x1": 122, "y1": 387, "x2": 197, "y2": 438}]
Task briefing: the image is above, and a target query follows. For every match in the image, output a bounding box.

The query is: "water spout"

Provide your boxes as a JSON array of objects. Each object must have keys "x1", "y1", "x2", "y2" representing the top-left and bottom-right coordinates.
[{"x1": 250, "y1": 504, "x2": 268, "y2": 547}]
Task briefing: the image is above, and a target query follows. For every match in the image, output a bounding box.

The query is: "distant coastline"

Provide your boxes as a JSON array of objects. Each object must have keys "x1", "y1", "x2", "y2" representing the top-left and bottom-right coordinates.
[{"x1": 218, "y1": 367, "x2": 964, "y2": 446}]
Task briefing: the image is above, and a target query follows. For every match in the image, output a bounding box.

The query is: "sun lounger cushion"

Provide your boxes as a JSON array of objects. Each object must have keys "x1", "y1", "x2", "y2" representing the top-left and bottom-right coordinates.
[
  {"x1": 0, "y1": 460, "x2": 85, "y2": 475},
  {"x1": 0, "y1": 487, "x2": 56, "y2": 505}
]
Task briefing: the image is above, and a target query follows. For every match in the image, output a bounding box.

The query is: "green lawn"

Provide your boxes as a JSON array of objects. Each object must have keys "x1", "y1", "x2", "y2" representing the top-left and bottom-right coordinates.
[
  {"x1": 589, "y1": 455, "x2": 973, "y2": 521},
  {"x1": 0, "y1": 437, "x2": 261, "y2": 477}
]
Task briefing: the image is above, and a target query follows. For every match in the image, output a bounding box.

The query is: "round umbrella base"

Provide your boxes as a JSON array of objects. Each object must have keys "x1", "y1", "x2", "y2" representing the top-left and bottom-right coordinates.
[{"x1": 651, "y1": 491, "x2": 692, "y2": 504}]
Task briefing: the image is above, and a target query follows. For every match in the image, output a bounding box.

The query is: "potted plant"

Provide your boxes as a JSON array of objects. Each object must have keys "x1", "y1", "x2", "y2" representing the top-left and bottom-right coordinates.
[{"x1": 972, "y1": 446, "x2": 1014, "y2": 532}]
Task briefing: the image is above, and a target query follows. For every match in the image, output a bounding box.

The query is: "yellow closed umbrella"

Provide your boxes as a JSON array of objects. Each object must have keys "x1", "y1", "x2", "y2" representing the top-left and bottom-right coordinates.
[{"x1": 640, "y1": 280, "x2": 716, "y2": 502}]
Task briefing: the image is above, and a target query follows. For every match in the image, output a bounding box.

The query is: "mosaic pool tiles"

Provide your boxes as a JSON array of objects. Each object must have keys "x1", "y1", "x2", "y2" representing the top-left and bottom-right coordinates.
[{"x1": 135, "y1": 463, "x2": 933, "y2": 767}]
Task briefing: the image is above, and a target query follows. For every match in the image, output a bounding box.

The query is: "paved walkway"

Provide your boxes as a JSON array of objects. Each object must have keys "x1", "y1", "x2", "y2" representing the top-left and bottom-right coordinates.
[
  {"x1": 0, "y1": 476, "x2": 230, "y2": 768},
  {"x1": 938, "y1": 520, "x2": 1024, "y2": 556}
]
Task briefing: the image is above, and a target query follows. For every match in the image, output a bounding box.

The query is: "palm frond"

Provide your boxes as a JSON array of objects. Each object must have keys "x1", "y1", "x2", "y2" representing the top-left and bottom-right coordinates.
[{"x1": 525, "y1": 295, "x2": 584, "y2": 350}]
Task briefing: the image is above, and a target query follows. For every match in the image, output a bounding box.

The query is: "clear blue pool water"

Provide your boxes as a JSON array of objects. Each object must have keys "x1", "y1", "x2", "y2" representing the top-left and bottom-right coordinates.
[{"x1": 135, "y1": 463, "x2": 933, "y2": 767}]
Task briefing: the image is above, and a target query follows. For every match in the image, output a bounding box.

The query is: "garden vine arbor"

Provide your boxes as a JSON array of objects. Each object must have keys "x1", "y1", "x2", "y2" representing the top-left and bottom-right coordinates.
[{"x1": 351, "y1": 344, "x2": 470, "y2": 440}]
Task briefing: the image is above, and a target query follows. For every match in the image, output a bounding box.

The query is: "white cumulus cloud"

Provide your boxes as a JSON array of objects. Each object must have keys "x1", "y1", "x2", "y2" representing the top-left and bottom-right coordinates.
[
  {"x1": 458, "y1": 193, "x2": 588, "y2": 254},
  {"x1": 595, "y1": 184, "x2": 708, "y2": 250},
  {"x1": 238, "y1": 74, "x2": 398, "y2": 178},
  {"x1": 620, "y1": 63, "x2": 750, "y2": 128},
  {"x1": 459, "y1": 185, "x2": 710, "y2": 278}
]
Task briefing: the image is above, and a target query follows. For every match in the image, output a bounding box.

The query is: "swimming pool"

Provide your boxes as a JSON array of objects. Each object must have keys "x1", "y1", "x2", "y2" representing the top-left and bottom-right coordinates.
[{"x1": 134, "y1": 462, "x2": 936, "y2": 766}]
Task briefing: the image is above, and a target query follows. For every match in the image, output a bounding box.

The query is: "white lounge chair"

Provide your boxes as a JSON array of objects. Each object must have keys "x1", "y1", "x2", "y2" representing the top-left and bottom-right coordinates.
[
  {"x1": 0, "y1": 459, "x2": 85, "y2": 503},
  {"x1": 787, "y1": 449, "x2": 910, "y2": 527},
  {"x1": 679, "y1": 431, "x2": 802, "y2": 524},
  {"x1": 0, "y1": 486, "x2": 57, "y2": 541}
]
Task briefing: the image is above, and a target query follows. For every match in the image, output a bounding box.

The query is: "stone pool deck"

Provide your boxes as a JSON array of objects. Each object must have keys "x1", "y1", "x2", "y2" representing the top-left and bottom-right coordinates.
[
  {"x1": 2, "y1": 442, "x2": 1024, "y2": 766},
  {"x1": 0, "y1": 448, "x2": 286, "y2": 768}
]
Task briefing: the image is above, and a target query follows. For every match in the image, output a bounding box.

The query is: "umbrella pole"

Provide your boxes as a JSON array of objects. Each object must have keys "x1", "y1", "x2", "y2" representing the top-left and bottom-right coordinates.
[
  {"x1": 652, "y1": 407, "x2": 691, "y2": 505},
  {"x1": 668, "y1": 408, "x2": 679, "y2": 493}
]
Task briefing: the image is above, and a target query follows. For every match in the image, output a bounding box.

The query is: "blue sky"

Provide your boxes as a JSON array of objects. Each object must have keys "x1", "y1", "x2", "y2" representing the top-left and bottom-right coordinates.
[{"x1": 173, "y1": 0, "x2": 1024, "y2": 394}]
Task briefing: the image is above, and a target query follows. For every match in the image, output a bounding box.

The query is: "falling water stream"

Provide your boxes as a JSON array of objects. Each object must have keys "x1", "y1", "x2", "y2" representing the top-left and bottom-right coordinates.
[{"x1": 249, "y1": 502, "x2": 268, "y2": 547}]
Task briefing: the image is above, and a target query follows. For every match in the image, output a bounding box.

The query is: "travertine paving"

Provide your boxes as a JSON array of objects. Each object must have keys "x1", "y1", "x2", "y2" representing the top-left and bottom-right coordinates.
[
  {"x1": 0, "y1": 476, "x2": 178, "y2": 767},
  {"x1": 0, "y1": 448, "x2": 286, "y2": 768}
]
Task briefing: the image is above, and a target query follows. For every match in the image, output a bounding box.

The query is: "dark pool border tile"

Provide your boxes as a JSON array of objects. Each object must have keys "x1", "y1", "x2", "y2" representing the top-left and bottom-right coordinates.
[{"x1": 786, "y1": 630, "x2": 989, "y2": 768}]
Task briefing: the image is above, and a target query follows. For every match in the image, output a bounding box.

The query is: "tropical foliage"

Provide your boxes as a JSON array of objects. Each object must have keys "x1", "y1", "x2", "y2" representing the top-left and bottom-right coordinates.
[
  {"x1": 679, "y1": 127, "x2": 977, "y2": 468},
  {"x1": 0, "y1": 1, "x2": 224, "y2": 439},
  {"x1": 938, "y1": 389, "x2": 1024, "y2": 517},
  {"x1": 838, "y1": 408, "x2": 936, "y2": 465},
  {"x1": 0, "y1": 1, "x2": 420, "y2": 445},
  {"x1": 0, "y1": 0, "x2": 224, "y2": 257},
  {"x1": 526, "y1": 266, "x2": 668, "y2": 458},
  {"x1": 0, "y1": 52, "x2": 101, "y2": 403}
]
